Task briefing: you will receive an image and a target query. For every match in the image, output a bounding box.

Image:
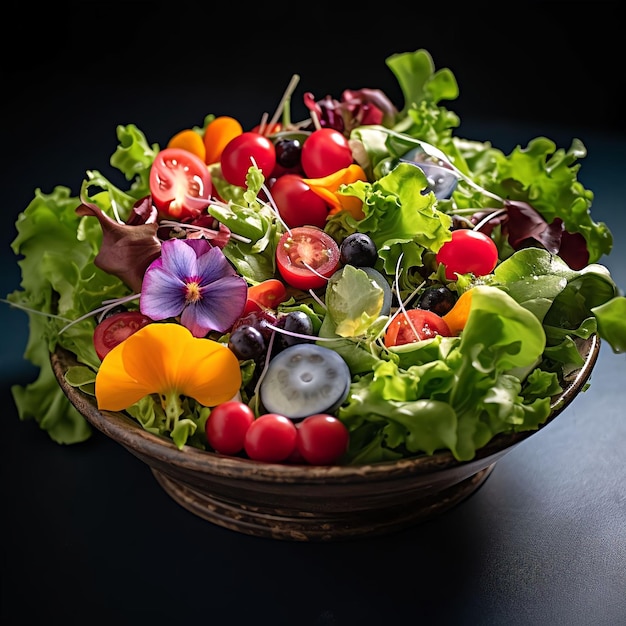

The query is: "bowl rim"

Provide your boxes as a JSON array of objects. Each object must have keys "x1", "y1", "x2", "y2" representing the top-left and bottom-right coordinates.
[{"x1": 51, "y1": 333, "x2": 600, "y2": 483}]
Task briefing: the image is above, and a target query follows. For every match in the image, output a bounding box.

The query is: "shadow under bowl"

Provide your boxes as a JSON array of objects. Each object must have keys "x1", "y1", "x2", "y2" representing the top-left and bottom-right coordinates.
[{"x1": 51, "y1": 334, "x2": 599, "y2": 542}]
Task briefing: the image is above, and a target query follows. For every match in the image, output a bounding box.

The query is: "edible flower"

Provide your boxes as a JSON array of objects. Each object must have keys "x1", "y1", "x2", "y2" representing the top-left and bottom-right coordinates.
[
  {"x1": 303, "y1": 164, "x2": 368, "y2": 219},
  {"x1": 95, "y1": 323, "x2": 242, "y2": 428},
  {"x1": 140, "y1": 238, "x2": 247, "y2": 337}
]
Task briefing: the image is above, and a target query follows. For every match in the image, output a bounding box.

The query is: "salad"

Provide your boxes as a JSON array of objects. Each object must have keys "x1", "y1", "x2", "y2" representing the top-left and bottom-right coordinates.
[{"x1": 6, "y1": 48, "x2": 626, "y2": 466}]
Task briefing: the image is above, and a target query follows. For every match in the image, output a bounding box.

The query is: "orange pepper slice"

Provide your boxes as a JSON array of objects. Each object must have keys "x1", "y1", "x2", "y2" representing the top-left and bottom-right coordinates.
[
  {"x1": 167, "y1": 129, "x2": 206, "y2": 162},
  {"x1": 203, "y1": 116, "x2": 243, "y2": 164},
  {"x1": 302, "y1": 164, "x2": 368, "y2": 220},
  {"x1": 442, "y1": 289, "x2": 473, "y2": 335}
]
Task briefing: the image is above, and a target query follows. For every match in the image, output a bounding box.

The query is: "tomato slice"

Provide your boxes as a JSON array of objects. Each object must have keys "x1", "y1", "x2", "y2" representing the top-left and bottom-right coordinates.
[
  {"x1": 384, "y1": 309, "x2": 451, "y2": 348},
  {"x1": 93, "y1": 311, "x2": 153, "y2": 360},
  {"x1": 149, "y1": 148, "x2": 212, "y2": 220},
  {"x1": 276, "y1": 226, "x2": 340, "y2": 290}
]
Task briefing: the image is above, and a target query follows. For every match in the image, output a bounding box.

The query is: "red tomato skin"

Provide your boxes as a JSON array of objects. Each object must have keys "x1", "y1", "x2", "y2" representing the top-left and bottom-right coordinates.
[
  {"x1": 276, "y1": 226, "x2": 341, "y2": 290},
  {"x1": 149, "y1": 148, "x2": 212, "y2": 220},
  {"x1": 93, "y1": 311, "x2": 153, "y2": 360},
  {"x1": 384, "y1": 309, "x2": 451, "y2": 348},
  {"x1": 205, "y1": 401, "x2": 255, "y2": 455},
  {"x1": 435, "y1": 229, "x2": 499, "y2": 280},
  {"x1": 269, "y1": 174, "x2": 330, "y2": 229},
  {"x1": 244, "y1": 414, "x2": 298, "y2": 463},
  {"x1": 296, "y1": 414, "x2": 350, "y2": 465},
  {"x1": 300, "y1": 128, "x2": 354, "y2": 178},
  {"x1": 220, "y1": 132, "x2": 276, "y2": 187}
]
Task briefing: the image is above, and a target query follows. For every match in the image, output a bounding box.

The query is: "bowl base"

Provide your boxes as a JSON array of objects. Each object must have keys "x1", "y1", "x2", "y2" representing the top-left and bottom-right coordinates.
[{"x1": 152, "y1": 464, "x2": 495, "y2": 541}]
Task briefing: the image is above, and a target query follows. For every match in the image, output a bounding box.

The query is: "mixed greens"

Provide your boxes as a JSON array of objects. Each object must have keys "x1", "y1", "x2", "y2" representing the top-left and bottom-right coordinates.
[{"x1": 6, "y1": 49, "x2": 626, "y2": 464}]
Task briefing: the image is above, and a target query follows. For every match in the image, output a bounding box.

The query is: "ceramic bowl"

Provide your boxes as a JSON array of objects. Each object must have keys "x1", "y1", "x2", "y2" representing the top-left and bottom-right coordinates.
[{"x1": 51, "y1": 334, "x2": 599, "y2": 542}]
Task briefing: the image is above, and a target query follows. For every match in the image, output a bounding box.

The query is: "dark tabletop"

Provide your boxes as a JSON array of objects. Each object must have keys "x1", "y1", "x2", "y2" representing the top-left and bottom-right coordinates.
[{"x1": 3, "y1": 5, "x2": 625, "y2": 625}]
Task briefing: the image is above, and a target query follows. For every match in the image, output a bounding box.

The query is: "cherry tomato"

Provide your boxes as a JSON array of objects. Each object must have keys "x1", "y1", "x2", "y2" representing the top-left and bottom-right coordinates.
[
  {"x1": 93, "y1": 311, "x2": 153, "y2": 360},
  {"x1": 220, "y1": 132, "x2": 276, "y2": 187},
  {"x1": 300, "y1": 128, "x2": 353, "y2": 178},
  {"x1": 384, "y1": 309, "x2": 451, "y2": 348},
  {"x1": 296, "y1": 414, "x2": 350, "y2": 465},
  {"x1": 246, "y1": 279, "x2": 288, "y2": 311},
  {"x1": 244, "y1": 413, "x2": 298, "y2": 463},
  {"x1": 435, "y1": 229, "x2": 499, "y2": 280},
  {"x1": 270, "y1": 174, "x2": 330, "y2": 229},
  {"x1": 205, "y1": 401, "x2": 255, "y2": 455},
  {"x1": 149, "y1": 148, "x2": 212, "y2": 220},
  {"x1": 276, "y1": 226, "x2": 341, "y2": 290}
]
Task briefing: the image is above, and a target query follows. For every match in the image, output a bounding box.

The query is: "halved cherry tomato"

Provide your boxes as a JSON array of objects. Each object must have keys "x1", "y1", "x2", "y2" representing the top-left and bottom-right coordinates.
[
  {"x1": 245, "y1": 278, "x2": 288, "y2": 312},
  {"x1": 276, "y1": 226, "x2": 340, "y2": 290},
  {"x1": 269, "y1": 174, "x2": 330, "y2": 229},
  {"x1": 435, "y1": 229, "x2": 498, "y2": 280},
  {"x1": 220, "y1": 132, "x2": 276, "y2": 187},
  {"x1": 149, "y1": 148, "x2": 212, "y2": 220},
  {"x1": 384, "y1": 309, "x2": 451, "y2": 348},
  {"x1": 93, "y1": 311, "x2": 153, "y2": 360},
  {"x1": 300, "y1": 128, "x2": 354, "y2": 178}
]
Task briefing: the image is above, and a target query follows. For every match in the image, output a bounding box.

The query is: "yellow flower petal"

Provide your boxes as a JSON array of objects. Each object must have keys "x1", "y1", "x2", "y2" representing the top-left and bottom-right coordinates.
[
  {"x1": 95, "y1": 323, "x2": 242, "y2": 411},
  {"x1": 303, "y1": 164, "x2": 368, "y2": 220}
]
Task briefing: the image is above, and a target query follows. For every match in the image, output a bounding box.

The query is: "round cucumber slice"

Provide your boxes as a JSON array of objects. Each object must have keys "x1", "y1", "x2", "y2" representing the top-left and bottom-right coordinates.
[{"x1": 259, "y1": 344, "x2": 351, "y2": 419}]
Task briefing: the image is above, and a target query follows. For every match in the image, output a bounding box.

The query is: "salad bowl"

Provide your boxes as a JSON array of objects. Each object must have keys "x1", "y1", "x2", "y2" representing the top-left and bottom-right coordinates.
[
  {"x1": 51, "y1": 334, "x2": 598, "y2": 541},
  {"x1": 8, "y1": 48, "x2": 625, "y2": 543}
]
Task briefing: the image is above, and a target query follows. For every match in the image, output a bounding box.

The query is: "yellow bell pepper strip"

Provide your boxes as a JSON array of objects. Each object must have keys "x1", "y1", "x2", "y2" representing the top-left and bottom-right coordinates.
[
  {"x1": 442, "y1": 288, "x2": 473, "y2": 335},
  {"x1": 302, "y1": 164, "x2": 368, "y2": 220},
  {"x1": 203, "y1": 116, "x2": 243, "y2": 164},
  {"x1": 167, "y1": 129, "x2": 207, "y2": 162},
  {"x1": 95, "y1": 323, "x2": 242, "y2": 428}
]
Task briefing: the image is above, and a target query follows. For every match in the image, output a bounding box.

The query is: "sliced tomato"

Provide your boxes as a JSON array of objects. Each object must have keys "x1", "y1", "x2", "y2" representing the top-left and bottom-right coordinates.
[
  {"x1": 149, "y1": 148, "x2": 212, "y2": 220},
  {"x1": 276, "y1": 226, "x2": 340, "y2": 290},
  {"x1": 384, "y1": 309, "x2": 451, "y2": 348},
  {"x1": 93, "y1": 311, "x2": 153, "y2": 360}
]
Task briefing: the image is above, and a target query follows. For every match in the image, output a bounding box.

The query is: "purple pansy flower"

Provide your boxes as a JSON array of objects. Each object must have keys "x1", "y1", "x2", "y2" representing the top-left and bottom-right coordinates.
[{"x1": 140, "y1": 238, "x2": 247, "y2": 337}]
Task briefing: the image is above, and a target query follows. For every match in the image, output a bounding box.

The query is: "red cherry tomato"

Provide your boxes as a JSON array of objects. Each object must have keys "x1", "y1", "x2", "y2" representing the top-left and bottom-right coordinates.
[
  {"x1": 93, "y1": 311, "x2": 153, "y2": 360},
  {"x1": 384, "y1": 309, "x2": 451, "y2": 348},
  {"x1": 149, "y1": 148, "x2": 212, "y2": 220},
  {"x1": 435, "y1": 229, "x2": 499, "y2": 280},
  {"x1": 300, "y1": 128, "x2": 353, "y2": 178},
  {"x1": 220, "y1": 132, "x2": 276, "y2": 187},
  {"x1": 205, "y1": 401, "x2": 255, "y2": 455},
  {"x1": 276, "y1": 226, "x2": 341, "y2": 290},
  {"x1": 296, "y1": 414, "x2": 350, "y2": 465},
  {"x1": 244, "y1": 413, "x2": 298, "y2": 463},
  {"x1": 269, "y1": 174, "x2": 330, "y2": 229}
]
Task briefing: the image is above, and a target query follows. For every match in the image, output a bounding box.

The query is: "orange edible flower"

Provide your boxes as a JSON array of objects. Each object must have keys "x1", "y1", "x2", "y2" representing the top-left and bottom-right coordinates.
[
  {"x1": 443, "y1": 289, "x2": 473, "y2": 335},
  {"x1": 95, "y1": 323, "x2": 242, "y2": 421},
  {"x1": 302, "y1": 164, "x2": 368, "y2": 220},
  {"x1": 167, "y1": 129, "x2": 207, "y2": 162}
]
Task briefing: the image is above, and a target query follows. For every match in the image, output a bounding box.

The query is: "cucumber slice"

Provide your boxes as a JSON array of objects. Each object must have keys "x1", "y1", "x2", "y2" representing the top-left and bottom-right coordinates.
[{"x1": 260, "y1": 344, "x2": 351, "y2": 419}]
